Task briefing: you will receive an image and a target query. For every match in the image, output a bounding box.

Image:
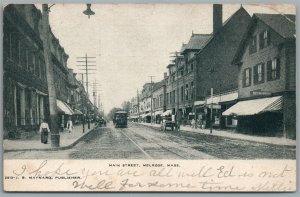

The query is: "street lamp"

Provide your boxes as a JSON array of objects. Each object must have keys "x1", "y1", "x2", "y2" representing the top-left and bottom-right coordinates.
[{"x1": 83, "y1": 4, "x2": 95, "y2": 18}]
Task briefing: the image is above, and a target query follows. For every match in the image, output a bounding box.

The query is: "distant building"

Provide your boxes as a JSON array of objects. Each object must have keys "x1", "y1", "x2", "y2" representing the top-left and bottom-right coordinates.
[
  {"x1": 139, "y1": 83, "x2": 152, "y2": 122},
  {"x1": 152, "y1": 77, "x2": 167, "y2": 123},
  {"x1": 224, "y1": 14, "x2": 296, "y2": 138}
]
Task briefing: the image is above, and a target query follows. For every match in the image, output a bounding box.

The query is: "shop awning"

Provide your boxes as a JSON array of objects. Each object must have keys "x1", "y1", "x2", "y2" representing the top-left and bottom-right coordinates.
[
  {"x1": 162, "y1": 110, "x2": 172, "y2": 116},
  {"x1": 222, "y1": 96, "x2": 282, "y2": 116},
  {"x1": 56, "y1": 100, "x2": 74, "y2": 115},
  {"x1": 194, "y1": 100, "x2": 205, "y2": 106},
  {"x1": 73, "y1": 108, "x2": 83, "y2": 115},
  {"x1": 155, "y1": 111, "x2": 163, "y2": 116}
]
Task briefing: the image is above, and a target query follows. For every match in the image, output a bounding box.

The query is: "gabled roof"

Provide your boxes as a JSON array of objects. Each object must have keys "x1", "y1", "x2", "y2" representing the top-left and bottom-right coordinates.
[
  {"x1": 254, "y1": 14, "x2": 295, "y2": 39},
  {"x1": 232, "y1": 13, "x2": 296, "y2": 64},
  {"x1": 196, "y1": 6, "x2": 251, "y2": 57},
  {"x1": 182, "y1": 34, "x2": 212, "y2": 53}
]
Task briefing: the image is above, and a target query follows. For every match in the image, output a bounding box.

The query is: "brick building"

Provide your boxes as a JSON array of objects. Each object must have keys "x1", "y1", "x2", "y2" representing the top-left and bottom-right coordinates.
[
  {"x1": 223, "y1": 14, "x2": 296, "y2": 138},
  {"x1": 194, "y1": 5, "x2": 251, "y2": 129},
  {"x1": 3, "y1": 5, "x2": 49, "y2": 138},
  {"x1": 3, "y1": 4, "x2": 90, "y2": 139},
  {"x1": 152, "y1": 78, "x2": 167, "y2": 123}
]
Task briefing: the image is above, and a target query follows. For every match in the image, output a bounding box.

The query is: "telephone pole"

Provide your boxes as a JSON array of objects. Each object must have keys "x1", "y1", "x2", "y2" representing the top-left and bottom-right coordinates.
[
  {"x1": 41, "y1": 4, "x2": 60, "y2": 147},
  {"x1": 77, "y1": 54, "x2": 96, "y2": 129},
  {"x1": 148, "y1": 76, "x2": 155, "y2": 124}
]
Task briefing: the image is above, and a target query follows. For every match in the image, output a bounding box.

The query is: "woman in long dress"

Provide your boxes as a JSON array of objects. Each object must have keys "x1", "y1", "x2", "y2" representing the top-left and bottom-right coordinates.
[
  {"x1": 66, "y1": 117, "x2": 73, "y2": 133},
  {"x1": 39, "y1": 119, "x2": 50, "y2": 144}
]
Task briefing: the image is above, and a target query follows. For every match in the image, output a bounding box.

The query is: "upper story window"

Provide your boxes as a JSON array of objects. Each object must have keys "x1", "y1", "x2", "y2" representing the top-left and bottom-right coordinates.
[
  {"x1": 191, "y1": 81, "x2": 194, "y2": 99},
  {"x1": 191, "y1": 64, "x2": 194, "y2": 72},
  {"x1": 185, "y1": 84, "x2": 189, "y2": 100},
  {"x1": 267, "y1": 58, "x2": 280, "y2": 81},
  {"x1": 249, "y1": 35, "x2": 257, "y2": 54},
  {"x1": 254, "y1": 63, "x2": 265, "y2": 84},
  {"x1": 259, "y1": 30, "x2": 270, "y2": 49},
  {"x1": 243, "y1": 68, "x2": 251, "y2": 87},
  {"x1": 181, "y1": 86, "x2": 184, "y2": 101}
]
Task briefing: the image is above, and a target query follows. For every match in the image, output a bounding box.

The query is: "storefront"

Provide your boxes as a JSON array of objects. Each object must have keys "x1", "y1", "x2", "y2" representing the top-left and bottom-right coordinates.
[
  {"x1": 222, "y1": 96, "x2": 283, "y2": 136},
  {"x1": 56, "y1": 99, "x2": 74, "y2": 128}
]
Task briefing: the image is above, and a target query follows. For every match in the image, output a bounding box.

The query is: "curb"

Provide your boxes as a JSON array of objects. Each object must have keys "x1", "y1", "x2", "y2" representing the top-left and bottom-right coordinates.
[
  {"x1": 3, "y1": 126, "x2": 99, "y2": 153},
  {"x1": 135, "y1": 123, "x2": 296, "y2": 147}
]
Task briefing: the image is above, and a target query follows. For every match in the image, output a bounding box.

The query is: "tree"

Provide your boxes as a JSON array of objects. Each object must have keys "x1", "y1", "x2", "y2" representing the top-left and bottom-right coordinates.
[
  {"x1": 107, "y1": 107, "x2": 123, "y2": 121},
  {"x1": 121, "y1": 101, "x2": 131, "y2": 114}
]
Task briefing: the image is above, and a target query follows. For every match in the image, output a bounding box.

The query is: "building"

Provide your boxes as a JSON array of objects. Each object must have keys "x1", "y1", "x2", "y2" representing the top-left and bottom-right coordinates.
[
  {"x1": 181, "y1": 34, "x2": 211, "y2": 124},
  {"x1": 165, "y1": 63, "x2": 177, "y2": 115},
  {"x1": 3, "y1": 5, "x2": 49, "y2": 138},
  {"x1": 48, "y1": 28, "x2": 76, "y2": 128},
  {"x1": 139, "y1": 83, "x2": 152, "y2": 122},
  {"x1": 152, "y1": 77, "x2": 167, "y2": 124},
  {"x1": 223, "y1": 14, "x2": 296, "y2": 139},
  {"x1": 3, "y1": 4, "x2": 92, "y2": 139},
  {"x1": 194, "y1": 5, "x2": 251, "y2": 129}
]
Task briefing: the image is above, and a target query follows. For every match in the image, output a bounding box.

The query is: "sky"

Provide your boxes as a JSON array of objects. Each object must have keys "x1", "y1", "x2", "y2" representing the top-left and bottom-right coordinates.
[{"x1": 36, "y1": 3, "x2": 295, "y2": 113}]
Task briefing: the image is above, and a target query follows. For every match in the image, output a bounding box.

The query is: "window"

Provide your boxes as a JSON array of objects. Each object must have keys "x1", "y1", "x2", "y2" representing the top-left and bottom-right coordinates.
[
  {"x1": 185, "y1": 84, "x2": 189, "y2": 100},
  {"x1": 243, "y1": 68, "x2": 251, "y2": 87},
  {"x1": 37, "y1": 58, "x2": 41, "y2": 78},
  {"x1": 191, "y1": 81, "x2": 194, "y2": 99},
  {"x1": 249, "y1": 35, "x2": 257, "y2": 54},
  {"x1": 191, "y1": 64, "x2": 194, "y2": 72},
  {"x1": 254, "y1": 63, "x2": 264, "y2": 84},
  {"x1": 181, "y1": 86, "x2": 184, "y2": 101},
  {"x1": 33, "y1": 54, "x2": 36, "y2": 75},
  {"x1": 259, "y1": 30, "x2": 270, "y2": 49},
  {"x1": 20, "y1": 42, "x2": 27, "y2": 68},
  {"x1": 267, "y1": 58, "x2": 280, "y2": 81},
  {"x1": 159, "y1": 94, "x2": 163, "y2": 106},
  {"x1": 11, "y1": 34, "x2": 20, "y2": 64},
  {"x1": 166, "y1": 93, "x2": 169, "y2": 105}
]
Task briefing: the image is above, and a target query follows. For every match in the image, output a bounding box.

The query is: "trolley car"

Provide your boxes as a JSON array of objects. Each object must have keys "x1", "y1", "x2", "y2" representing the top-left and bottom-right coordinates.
[{"x1": 113, "y1": 111, "x2": 128, "y2": 128}]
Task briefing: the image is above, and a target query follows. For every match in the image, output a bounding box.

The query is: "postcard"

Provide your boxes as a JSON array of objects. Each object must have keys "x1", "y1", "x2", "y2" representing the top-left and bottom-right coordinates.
[{"x1": 2, "y1": 3, "x2": 296, "y2": 192}]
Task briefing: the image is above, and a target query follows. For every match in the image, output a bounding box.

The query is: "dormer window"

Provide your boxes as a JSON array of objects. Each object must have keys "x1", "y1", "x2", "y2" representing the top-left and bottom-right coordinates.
[
  {"x1": 249, "y1": 35, "x2": 257, "y2": 54},
  {"x1": 259, "y1": 30, "x2": 270, "y2": 49}
]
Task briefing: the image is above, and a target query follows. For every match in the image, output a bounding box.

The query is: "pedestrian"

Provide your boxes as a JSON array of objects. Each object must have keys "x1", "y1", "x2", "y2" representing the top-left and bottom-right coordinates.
[
  {"x1": 39, "y1": 119, "x2": 50, "y2": 144},
  {"x1": 66, "y1": 117, "x2": 73, "y2": 133},
  {"x1": 191, "y1": 118, "x2": 196, "y2": 129}
]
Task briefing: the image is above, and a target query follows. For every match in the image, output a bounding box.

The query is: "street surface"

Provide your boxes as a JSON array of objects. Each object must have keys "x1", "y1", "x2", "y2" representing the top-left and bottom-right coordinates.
[{"x1": 4, "y1": 123, "x2": 296, "y2": 159}]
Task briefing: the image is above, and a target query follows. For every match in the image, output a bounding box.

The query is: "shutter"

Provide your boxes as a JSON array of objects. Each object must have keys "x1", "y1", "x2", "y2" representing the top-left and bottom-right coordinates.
[
  {"x1": 242, "y1": 69, "x2": 246, "y2": 87},
  {"x1": 276, "y1": 58, "x2": 280, "y2": 79},
  {"x1": 267, "y1": 60, "x2": 272, "y2": 81},
  {"x1": 249, "y1": 68, "x2": 252, "y2": 86},
  {"x1": 259, "y1": 32, "x2": 264, "y2": 49},
  {"x1": 253, "y1": 65, "x2": 258, "y2": 84},
  {"x1": 261, "y1": 63, "x2": 265, "y2": 83},
  {"x1": 267, "y1": 30, "x2": 271, "y2": 46}
]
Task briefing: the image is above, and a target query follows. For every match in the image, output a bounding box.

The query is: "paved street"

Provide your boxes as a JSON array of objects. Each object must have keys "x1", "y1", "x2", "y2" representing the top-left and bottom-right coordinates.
[{"x1": 4, "y1": 123, "x2": 296, "y2": 160}]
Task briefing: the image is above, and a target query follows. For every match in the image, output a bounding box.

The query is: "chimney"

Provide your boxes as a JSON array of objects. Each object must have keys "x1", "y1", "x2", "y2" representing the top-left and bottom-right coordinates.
[
  {"x1": 164, "y1": 72, "x2": 168, "y2": 79},
  {"x1": 213, "y1": 4, "x2": 222, "y2": 34}
]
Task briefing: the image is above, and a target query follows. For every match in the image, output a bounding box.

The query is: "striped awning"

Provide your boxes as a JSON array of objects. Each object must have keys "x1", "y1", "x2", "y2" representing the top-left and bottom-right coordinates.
[
  {"x1": 222, "y1": 96, "x2": 282, "y2": 116},
  {"x1": 73, "y1": 108, "x2": 83, "y2": 115},
  {"x1": 162, "y1": 110, "x2": 172, "y2": 116},
  {"x1": 56, "y1": 100, "x2": 74, "y2": 115}
]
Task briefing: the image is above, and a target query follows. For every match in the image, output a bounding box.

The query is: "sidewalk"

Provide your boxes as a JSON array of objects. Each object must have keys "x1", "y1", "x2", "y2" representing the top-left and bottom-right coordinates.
[
  {"x1": 138, "y1": 122, "x2": 296, "y2": 146},
  {"x1": 3, "y1": 123, "x2": 97, "y2": 152}
]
